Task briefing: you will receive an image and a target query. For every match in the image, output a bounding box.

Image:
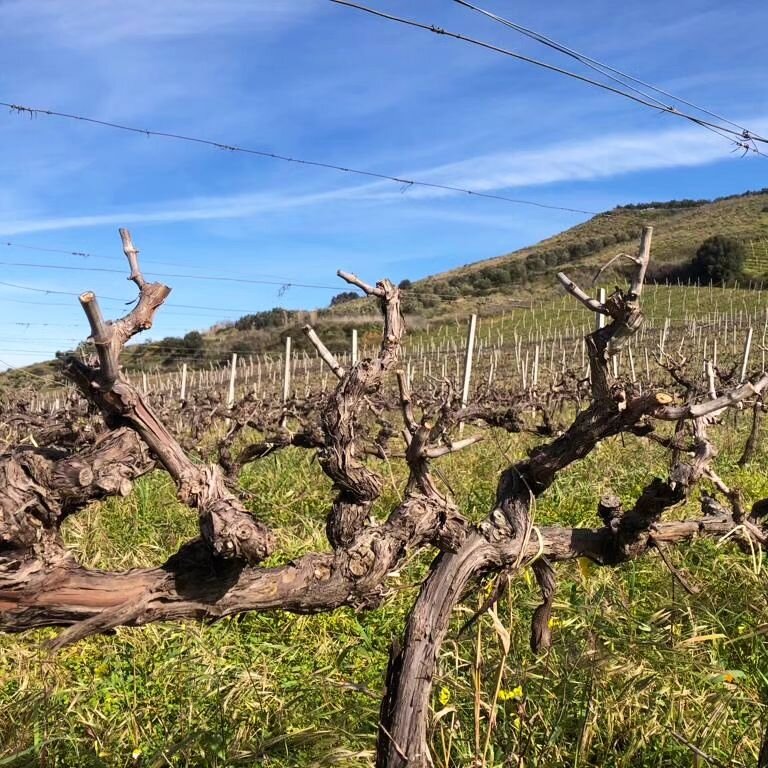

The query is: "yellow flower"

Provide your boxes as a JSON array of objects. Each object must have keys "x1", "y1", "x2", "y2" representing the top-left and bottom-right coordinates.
[
  {"x1": 131, "y1": 748, "x2": 142, "y2": 760},
  {"x1": 577, "y1": 557, "x2": 595, "y2": 581},
  {"x1": 711, "y1": 669, "x2": 744, "y2": 686},
  {"x1": 497, "y1": 685, "x2": 523, "y2": 702},
  {"x1": 94, "y1": 662, "x2": 109, "y2": 679},
  {"x1": 438, "y1": 686, "x2": 451, "y2": 706}
]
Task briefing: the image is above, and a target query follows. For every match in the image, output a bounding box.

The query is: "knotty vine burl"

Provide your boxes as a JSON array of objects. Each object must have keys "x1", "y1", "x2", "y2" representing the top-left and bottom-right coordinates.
[{"x1": 0, "y1": 227, "x2": 767, "y2": 766}]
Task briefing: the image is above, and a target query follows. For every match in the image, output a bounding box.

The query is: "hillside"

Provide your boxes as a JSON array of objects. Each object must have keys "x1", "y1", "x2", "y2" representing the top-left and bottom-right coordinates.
[
  {"x1": 390, "y1": 187, "x2": 768, "y2": 319},
  {"x1": 4, "y1": 188, "x2": 767, "y2": 386}
]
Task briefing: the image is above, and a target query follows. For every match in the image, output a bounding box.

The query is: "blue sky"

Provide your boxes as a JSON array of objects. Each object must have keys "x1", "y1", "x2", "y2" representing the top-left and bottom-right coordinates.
[{"x1": 0, "y1": 0, "x2": 765, "y2": 368}]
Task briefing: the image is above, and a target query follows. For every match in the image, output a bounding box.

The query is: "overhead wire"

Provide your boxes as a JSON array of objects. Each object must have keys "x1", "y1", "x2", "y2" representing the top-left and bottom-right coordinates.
[
  {"x1": 0, "y1": 356, "x2": 62, "y2": 382},
  {"x1": 0, "y1": 258, "x2": 341, "y2": 290},
  {"x1": 2, "y1": 240, "x2": 346, "y2": 285},
  {"x1": 452, "y1": 0, "x2": 766, "y2": 143},
  {"x1": 0, "y1": 258, "x2": 564, "y2": 304},
  {"x1": 0, "y1": 101, "x2": 598, "y2": 215},
  {"x1": 329, "y1": 0, "x2": 766, "y2": 157},
  {"x1": 0, "y1": 278, "x2": 344, "y2": 315},
  {"x1": 0, "y1": 5, "x2": 759, "y2": 362},
  {"x1": 0, "y1": 294, "x2": 254, "y2": 319},
  {"x1": 0, "y1": 238, "x2": 542, "y2": 302},
  {"x1": 10, "y1": 11, "x2": 756, "y2": 366},
  {"x1": 0, "y1": 320, "x2": 83, "y2": 328}
]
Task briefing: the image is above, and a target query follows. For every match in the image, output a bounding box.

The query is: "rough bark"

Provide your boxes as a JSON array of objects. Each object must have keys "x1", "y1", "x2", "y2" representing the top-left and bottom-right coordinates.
[
  {"x1": 318, "y1": 273, "x2": 404, "y2": 548},
  {"x1": 0, "y1": 428, "x2": 152, "y2": 554},
  {"x1": 739, "y1": 396, "x2": 763, "y2": 466},
  {"x1": 65, "y1": 231, "x2": 274, "y2": 564}
]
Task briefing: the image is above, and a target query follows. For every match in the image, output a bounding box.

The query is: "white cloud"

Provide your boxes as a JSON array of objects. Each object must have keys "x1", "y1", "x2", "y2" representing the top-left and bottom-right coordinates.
[
  {"x1": 0, "y1": 186, "x2": 363, "y2": 236},
  {"x1": 2, "y1": 118, "x2": 764, "y2": 237},
  {"x1": 361, "y1": 119, "x2": 768, "y2": 200}
]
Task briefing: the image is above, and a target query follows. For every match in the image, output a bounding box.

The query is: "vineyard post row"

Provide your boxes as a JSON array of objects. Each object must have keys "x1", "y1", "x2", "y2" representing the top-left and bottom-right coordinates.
[{"x1": 21, "y1": 284, "x2": 768, "y2": 416}]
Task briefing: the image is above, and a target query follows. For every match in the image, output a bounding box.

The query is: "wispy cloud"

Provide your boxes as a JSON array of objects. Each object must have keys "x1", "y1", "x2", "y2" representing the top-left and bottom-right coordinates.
[
  {"x1": 362, "y1": 119, "x2": 768, "y2": 200},
  {"x1": 2, "y1": 117, "x2": 765, "y2": 237},
  {"x1": 0, "y1": 186, "x2": 362, "y2": 236}
]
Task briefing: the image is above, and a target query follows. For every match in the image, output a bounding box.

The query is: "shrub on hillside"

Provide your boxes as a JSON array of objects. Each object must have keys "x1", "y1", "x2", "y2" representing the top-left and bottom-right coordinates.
[
  {"x1": 691, "y1": 235, "x2": 745, "y2": 283},
  {"x1": 567, "y1": 242, "x2": 588, "y2": 260},
  {"x1": 234, "y1": 308, "x2": 289, "y2": 331},
  {"x1": 437, "y1": 284, "x2": 459, "y2": 299},
  {"x1": 330, "y1": 291, "x2": 360, "y2": 307}
]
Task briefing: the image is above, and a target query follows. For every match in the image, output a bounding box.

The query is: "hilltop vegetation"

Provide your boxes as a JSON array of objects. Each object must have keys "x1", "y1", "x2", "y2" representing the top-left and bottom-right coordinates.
[{"x1": 404, "y1": 187, "x2": 768, "y2": 315}]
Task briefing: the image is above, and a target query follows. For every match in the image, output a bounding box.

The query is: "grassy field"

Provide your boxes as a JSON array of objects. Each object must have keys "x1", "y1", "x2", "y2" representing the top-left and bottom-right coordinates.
[{"x1": 2, "y1": 408, "x2": 768, "y2": 767}]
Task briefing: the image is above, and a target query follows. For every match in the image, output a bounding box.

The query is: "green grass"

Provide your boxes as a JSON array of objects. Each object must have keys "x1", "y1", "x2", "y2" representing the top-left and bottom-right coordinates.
[{"x1": 2, "y1": 411, "x2": 768, "y2": 767}]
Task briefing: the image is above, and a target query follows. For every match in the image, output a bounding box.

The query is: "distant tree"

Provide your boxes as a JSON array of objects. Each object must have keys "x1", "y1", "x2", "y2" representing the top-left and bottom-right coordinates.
[
  {"x1": 398, "y1": 279, "x2": 412, "y2": 289},
  {"x1": 484, "y1": 267, "x2": 510, "y2": 285},
  {"x1": 330, "y1": 291, "x2": 360, "y2": 307},
  {"x1": 183, "y1": 331, "x2": 203, "y2": 349},
  {"x1": 692, "y1": 235, "x2": 745, "y2": 283},
  {"x1": 507, "y1": 263, "x2": 527, "y2": 283},
  {"x1": 586, "y1": 237, "x2": 603, "y2": 253},
  {"x1": 234, "y1": 308, "x2": 289, "y2": 331},
  {"x1": 182, "y1": 331, "x2": 205, "y2": 361},
  {"x1": 230, "y1": 339, "x2": 252, "y2": 355},
  {"x1": 401, "y1": 295, "x2": 423, "y2": 313},
  {"x1": 472, "y1": 277, "x2": 494, "y2": 292}
]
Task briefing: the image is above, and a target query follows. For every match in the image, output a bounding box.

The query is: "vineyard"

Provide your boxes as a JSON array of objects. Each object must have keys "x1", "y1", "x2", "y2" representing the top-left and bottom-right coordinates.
[{"x1": 2, "y1": 226, "x2": 768, "y2": 768}]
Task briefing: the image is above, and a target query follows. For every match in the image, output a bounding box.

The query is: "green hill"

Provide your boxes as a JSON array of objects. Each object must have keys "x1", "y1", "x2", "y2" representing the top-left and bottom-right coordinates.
[{"x1": 394, "y1": 188, "x2": 768, "y2": 319}]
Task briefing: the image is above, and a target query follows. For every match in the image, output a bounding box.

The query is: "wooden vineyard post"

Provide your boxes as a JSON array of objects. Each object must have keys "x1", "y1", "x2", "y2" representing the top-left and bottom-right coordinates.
[
  {"x1": 459, "y1": 314, "x2": 477, "y2": 435},
  {"x1": 227, "y1": 354, "x2": 237, "y2": 407},
  {"x1": 706, "y1": 360, "x2": 717, "y2": 398},
  {"x1": 282, "y1": 337, "x2": 292, "y2": 404},
  {"x1": 740, "y1": 327, "x2": 753, "y2": 383},
  {"x1": 180, "y1": 363, "x2": 188, "y2": 402},
  {"x1": 597, "y1": 287, "x2": 607, "y2": 330},
  {"x1": 351, "y1": 328, "x2": 358, "y2": 366}
]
